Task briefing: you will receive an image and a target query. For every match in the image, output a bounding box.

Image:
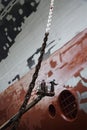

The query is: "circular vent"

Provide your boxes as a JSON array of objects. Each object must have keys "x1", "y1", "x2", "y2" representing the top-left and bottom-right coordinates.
[
  {"x1": 48, "y1": 104, "x2": 56, "y2": 118},
  {"x1": 58, "y1": 90, "x2": 78, "y2": 121}
]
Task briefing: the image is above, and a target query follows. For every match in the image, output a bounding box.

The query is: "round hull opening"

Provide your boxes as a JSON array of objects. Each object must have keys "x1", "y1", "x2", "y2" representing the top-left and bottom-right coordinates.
[{"x1": 58, "y1": 90, "x2": 78, "y2": 121}]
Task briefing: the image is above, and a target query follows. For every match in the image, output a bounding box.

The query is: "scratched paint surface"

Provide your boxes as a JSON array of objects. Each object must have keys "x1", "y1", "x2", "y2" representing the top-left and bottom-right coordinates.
[{"x1": 0, "y1": 29, "x2": 87, "y2": 130}]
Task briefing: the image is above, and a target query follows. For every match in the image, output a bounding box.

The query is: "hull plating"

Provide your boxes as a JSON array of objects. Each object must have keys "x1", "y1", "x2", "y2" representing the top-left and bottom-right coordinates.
[{"x1": 0, "y1": 29, "x2": 87, "y2": 130}]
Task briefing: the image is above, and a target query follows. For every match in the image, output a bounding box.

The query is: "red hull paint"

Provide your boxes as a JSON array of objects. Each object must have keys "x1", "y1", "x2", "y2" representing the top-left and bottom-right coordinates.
[{"x1": 0, "y1": 29, "x2": 87, "y2": 130}]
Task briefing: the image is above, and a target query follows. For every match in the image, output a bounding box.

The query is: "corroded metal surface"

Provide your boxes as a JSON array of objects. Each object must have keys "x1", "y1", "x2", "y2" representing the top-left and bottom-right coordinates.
[{"x1": 0, "y1": 29, "x2": 87, "y2": 130}]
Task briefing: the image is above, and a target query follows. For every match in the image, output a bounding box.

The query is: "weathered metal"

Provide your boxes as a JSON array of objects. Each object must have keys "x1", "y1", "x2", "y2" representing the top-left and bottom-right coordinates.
[{"x1": 0, "y1": 28, "x2": 87, "y2": 130}]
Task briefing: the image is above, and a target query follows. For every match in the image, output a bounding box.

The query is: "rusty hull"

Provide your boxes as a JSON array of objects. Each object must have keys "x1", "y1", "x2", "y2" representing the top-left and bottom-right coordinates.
[{"x1": 0, "y1": 29, "x2": 87, "y2": 130}]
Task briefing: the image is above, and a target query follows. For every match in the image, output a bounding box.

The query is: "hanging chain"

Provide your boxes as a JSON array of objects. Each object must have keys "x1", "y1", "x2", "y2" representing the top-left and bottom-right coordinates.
[
  {"x1": 19, "y1": 0, "x2": 54, "y2": 114},
  {"x1": 8, "y1": 0, "x2": 55, "y2": 130},
  {"x1": 11, "y1": 34, "x2": 49, "y2": 130}
]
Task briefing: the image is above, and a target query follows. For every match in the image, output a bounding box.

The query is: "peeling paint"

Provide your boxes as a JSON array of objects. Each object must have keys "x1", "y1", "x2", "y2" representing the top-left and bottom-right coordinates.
[{"x1": 0, "y1": 28, "x2": 87, "y2": 130}]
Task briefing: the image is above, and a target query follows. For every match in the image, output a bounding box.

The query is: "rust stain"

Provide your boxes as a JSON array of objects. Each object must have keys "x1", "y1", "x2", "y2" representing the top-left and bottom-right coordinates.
[
  {"x1": 50, "y1": 60, "x2": 57, "y2": 68},
  {"x1": 48, "y1": 70, "x2": 53, "y2": 77},
  {"x1": 74, "y1": 69, "x2": 83, "y2": 77},
  {"x1": 68, "y1": 48, "x2": 87, "y2": 69}
]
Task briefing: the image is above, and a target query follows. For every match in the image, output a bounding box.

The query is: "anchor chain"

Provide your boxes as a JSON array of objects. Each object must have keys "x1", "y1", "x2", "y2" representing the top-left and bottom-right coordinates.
[
  {"x1": 0, "y1": 0, "x2": 55, "y2": 129},
  {"x1": 19, "y1": 32, "x2": 49, "y2": 113},
  {"x1": 11, "y1": 32, "x2": 49, "y2": 130},
  {"x1": 11, "y1": 0, "x2": 55, "y2": 129}
]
